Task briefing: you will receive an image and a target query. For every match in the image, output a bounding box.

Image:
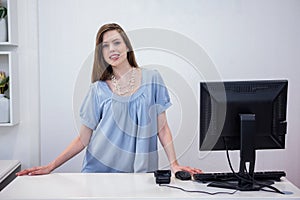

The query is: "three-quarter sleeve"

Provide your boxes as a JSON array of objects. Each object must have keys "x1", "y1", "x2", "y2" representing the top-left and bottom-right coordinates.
[{"x1": 80, "y1": 83, "x2": 101, "y2": 130}]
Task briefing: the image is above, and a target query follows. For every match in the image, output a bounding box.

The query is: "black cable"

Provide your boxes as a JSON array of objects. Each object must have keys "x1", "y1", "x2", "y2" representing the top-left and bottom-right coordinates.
[
  {"x1": 243, "y1": 167, "x2": 285, "y2": 194},
  {"x1": 159, "y1": 184, "x2": 237, "y2": 195},
  {"x1": 224, "y1": 138, "x2": 285, "y2": 194},
  {"x1": 225, "y1": 144, "x2": 244, "y2": 180}
]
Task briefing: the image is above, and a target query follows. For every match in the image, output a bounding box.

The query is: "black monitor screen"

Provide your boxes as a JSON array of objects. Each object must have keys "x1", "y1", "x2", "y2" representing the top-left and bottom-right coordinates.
[
  {"x1": 200, "y1": 80, "x2": 288, "y2": 191},
  {"x1": 199, "y1": 80, "x2": 288, "y2": 192},
  {"x1": 200, "y1": 80, "x2": 288, "y2": 152}
]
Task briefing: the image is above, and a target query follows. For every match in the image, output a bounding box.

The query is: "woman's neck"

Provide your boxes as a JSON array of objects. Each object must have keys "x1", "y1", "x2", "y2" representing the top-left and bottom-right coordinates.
[{"x1": 112, "y1": 62, "x2": 133, "y2": 79}]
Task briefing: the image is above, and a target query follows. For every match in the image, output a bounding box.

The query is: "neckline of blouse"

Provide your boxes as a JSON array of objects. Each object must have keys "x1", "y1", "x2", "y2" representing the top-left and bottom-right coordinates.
[{"x1": 104, "y1": 68, "x2": 146, "y2": 102}]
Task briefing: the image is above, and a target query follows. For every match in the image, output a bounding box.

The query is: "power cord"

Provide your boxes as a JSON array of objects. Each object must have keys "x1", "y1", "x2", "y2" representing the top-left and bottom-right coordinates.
[{"x1": 159, "y1": 184, "x2": 237, "y2": 195}]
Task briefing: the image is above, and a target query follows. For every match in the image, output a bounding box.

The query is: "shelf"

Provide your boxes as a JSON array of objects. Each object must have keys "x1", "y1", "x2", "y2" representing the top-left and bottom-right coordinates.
[
  {"x1": 0, "y1": 0, "x2": 18, "y2": 127},
  {"x1": 0, "y1": 51, "x2": 19, "y2": 126},
  {"x1": 0, "y1": 42, "x2": 17, "y2": 47},
  {"x1": 0, "y1": 0, "x2": 18, "y2": 45}
]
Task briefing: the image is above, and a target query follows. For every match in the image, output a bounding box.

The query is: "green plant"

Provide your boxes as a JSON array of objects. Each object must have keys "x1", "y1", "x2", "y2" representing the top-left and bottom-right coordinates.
[
  {"x1": 0, "y1": 71, "x2": 9, "y2": 94},
  {"x1": 0, "y1": 1, "x2": 7, "y2": 19}
]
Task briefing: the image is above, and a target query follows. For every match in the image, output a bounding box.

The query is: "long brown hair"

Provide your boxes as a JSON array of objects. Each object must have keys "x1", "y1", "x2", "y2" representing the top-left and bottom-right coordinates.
[{"x1": 91, "y1": 23, "x2": 139, "y2": 82}]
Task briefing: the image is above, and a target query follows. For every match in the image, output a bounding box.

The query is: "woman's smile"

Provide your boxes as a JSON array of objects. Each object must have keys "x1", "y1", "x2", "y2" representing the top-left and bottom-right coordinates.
[{"x1": 109, "y1": 53, "x2": 120, "y2": 61}]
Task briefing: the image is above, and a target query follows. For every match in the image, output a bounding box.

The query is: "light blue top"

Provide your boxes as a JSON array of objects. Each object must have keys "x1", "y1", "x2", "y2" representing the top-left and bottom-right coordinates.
[{"x1": 80, "y1": 68, "x2": 172, "y2": 173}]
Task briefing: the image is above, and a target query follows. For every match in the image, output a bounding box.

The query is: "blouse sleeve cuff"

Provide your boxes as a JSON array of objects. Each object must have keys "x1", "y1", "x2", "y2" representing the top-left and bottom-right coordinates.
[
  {"x1": 157, "y1": 102, "x2": 172, "y2": 115},
  {"x1": 80, "y1": 118, "x2": 96, "y2": 131}
]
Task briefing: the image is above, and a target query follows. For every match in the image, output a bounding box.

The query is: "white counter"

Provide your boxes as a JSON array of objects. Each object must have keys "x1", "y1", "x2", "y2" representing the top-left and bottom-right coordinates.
[{"x1": 0, "y1": 173, "x2": 300, "y2": 200}]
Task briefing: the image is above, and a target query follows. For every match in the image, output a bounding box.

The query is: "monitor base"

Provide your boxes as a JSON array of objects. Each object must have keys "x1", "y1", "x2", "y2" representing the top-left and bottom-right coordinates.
[{"x1": 207, "y1": 180, "x2": 274, "y2": 191}]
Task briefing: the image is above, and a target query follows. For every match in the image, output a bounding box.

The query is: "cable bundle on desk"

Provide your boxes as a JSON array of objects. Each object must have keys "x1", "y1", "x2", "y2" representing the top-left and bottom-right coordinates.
[{"x1": 159, "y1": 183, "x2": 237, "y2": 195}]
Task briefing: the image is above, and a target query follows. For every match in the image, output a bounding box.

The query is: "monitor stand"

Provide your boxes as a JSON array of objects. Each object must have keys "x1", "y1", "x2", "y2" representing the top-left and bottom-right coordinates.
[
  {"x1": 208, "y1": 114, "x2": 274, "y2": 191},
  {"x1": 208, "y1": 177, "x2": 274, "y2": 191}
]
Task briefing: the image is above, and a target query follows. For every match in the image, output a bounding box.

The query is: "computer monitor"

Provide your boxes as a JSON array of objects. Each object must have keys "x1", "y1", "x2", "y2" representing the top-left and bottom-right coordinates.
[{"x1": 199, "y1": 80, "x2": 288, "y2": 190}]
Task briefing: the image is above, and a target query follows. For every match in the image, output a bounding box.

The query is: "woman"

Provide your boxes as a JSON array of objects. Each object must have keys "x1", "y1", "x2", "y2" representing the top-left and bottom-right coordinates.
[{"x1": 17, "y1": 23, "x2": 202, "y2": 175}]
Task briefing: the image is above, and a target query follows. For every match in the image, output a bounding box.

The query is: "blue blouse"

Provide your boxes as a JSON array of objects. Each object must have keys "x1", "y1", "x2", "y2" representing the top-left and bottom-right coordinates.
[{"x1": 80, "y1": 68, "x2": 172, "y2": 173}]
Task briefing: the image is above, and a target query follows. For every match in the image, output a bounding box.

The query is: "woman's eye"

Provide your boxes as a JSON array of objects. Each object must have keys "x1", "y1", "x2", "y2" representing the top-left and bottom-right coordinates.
[
  {"x1": 114, "y1": 41, "x2": 121, "y2": 46},
  {"x1": 102, "y1": 44, "x2": 108, "y2": 48}
]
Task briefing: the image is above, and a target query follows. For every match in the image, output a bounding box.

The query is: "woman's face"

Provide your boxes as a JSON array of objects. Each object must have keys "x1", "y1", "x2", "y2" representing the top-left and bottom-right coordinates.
[{"x1": 101, "y1": 30, "x2": 129, "y2": 67}]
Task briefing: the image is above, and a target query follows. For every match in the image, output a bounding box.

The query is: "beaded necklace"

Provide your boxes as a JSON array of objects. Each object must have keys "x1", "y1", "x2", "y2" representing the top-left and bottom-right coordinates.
[{"x1": 111, "y1": 68, "x2": 136, "y2": 96}]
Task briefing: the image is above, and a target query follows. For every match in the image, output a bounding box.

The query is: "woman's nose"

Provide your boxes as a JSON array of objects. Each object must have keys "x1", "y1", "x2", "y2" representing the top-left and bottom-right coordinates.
[{"x1": 109, "y1": 44, "x2": 115, "y2": 52}]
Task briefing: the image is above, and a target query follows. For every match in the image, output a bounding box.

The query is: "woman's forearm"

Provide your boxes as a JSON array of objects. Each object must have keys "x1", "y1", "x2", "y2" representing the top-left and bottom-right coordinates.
[
  {"x1": 49, "y1": 125, "x2": 92, "y2": 171},
  {"x1": 157, "y1": 112, "x2": 179, "y2": 167},
  {"x1": 157, "y1": 112, "x2": 202, "y2": 174},
  {"x1": 48, "y1": 136, "x2": 85, "y2": 171},
  {"x1": 158, "y1": 127, "x2": 179, "y2": 167}
]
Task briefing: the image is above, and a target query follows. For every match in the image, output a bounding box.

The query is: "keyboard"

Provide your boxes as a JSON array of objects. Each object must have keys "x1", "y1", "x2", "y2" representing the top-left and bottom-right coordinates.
[{"x1": 193, "y1": 171, "x2": 286, "y2": 182}]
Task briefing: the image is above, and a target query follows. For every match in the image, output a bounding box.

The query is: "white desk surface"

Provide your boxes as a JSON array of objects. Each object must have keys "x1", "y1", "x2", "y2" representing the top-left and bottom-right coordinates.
[{"x1": 0, "y1": 173, "x2": 300, "y2": 200}]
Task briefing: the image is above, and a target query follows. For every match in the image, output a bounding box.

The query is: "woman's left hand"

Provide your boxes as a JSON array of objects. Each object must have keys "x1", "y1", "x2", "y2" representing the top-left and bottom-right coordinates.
[{"x1": 171, "y1": 164, "x2": 203, "y2": 175}]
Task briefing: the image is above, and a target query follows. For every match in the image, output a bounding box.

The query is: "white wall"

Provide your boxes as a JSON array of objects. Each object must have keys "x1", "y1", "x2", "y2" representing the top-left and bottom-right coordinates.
[{"x1": 0, "y1": 0, "x2": 299, "y2": 188}]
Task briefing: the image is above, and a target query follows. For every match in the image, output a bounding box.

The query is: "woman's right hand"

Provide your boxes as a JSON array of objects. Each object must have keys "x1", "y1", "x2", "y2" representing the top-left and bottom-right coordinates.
[{"x1": 16, "y1": 164, "x2": 54, "y2": 176}]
